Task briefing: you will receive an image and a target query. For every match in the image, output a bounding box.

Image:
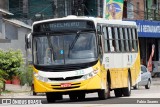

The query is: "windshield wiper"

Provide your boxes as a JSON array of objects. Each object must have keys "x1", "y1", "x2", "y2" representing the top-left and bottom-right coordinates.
[
  {"x1": 69, "y1": 31, "x2": 81, "y2": 50},
  {"x1": 69, "y1": 30, "x2": 95, "y2": 50}
]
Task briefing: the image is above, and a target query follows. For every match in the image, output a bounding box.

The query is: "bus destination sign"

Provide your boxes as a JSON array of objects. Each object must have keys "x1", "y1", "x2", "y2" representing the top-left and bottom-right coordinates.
[{"x1": 33, "y1": 20, "x2": 95, "y2": 32}]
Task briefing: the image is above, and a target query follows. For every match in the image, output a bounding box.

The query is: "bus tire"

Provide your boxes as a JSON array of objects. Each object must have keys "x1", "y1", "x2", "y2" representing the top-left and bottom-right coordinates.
[
  {"x1": 69, "y1": 93, "x2": 77, "y2": 100},
  {"x1": 46, "y1": 93, "x2": 56, "y2": 103},
  {"x1": 98, "y1": 86, "x2": 110, "y2": 100},
  {"x1": 114, "y1": 89, "x2": 122, "y2": 97},
  {"x1": 32, "y1": 84, "x2": 37, "y2": 96},
  {"x1": 122, "y1": 75, "x2": 131, "y2": 96},
  {"x1": 33, "y1": 91, "x2": 37, "y2": 96},
  {"x1": 77, "y1": 93, "x2": 85, "y2": 100}
]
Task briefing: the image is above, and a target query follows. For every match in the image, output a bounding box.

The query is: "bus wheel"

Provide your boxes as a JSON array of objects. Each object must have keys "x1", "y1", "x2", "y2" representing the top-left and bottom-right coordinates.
[
  {"x1": 77, "y1": 93, "x2": 85, "y2": 100},
  {"x1": 114, "y1": 89, "x2": 122, "y2": 97},
  {"x1": 98, "y1": 88, "x2": 109, "y2": 100},
  {"x1": 33, "y1": 91, "x2": 37, "y2": 96},
  {"x1": 32, "y1": 84, "x2": 37, "y2": 96},
  {"x1": 46, "y1": 93, "x2": 56, "y2": 103},
  {"x1": 122, "y1": 75, "x2": 131, "y2": 96},
  {"x1": 69, "y1": 93, "x2": 77, "y2": 100}
]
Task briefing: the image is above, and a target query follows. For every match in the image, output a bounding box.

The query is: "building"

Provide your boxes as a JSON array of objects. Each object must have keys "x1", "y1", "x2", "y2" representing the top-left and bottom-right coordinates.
[
  {"x1": 123, "y1": 0, "x2": 160, "y2": 71},
  {"x1": 123, "y1": 0, "x2": 145, "y2": 20},
  {"x1": 8, "y1": 0, "x2": 103, "y2": 23},
  {"x1": 0, "y1": 1, "x2": 31, "y2": 59}
]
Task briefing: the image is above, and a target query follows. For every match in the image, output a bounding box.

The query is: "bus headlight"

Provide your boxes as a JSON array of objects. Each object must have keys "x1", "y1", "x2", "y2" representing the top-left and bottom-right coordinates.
[
  {"x1": 34, "y1": 73, "x2": 49, "y2": 82},
  {"x1": 82, "y1": 69, "x2": 98, "y2": 80}
]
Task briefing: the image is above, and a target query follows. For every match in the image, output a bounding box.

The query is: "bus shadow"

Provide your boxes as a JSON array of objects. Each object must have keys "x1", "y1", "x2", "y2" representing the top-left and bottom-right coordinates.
[{"x1": 42, "y1": 96, "x2": 119, "y2": 104}]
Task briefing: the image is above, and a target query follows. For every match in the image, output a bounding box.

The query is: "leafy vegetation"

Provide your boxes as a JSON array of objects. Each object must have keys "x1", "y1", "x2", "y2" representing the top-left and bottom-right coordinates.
[
  {"x1": 0, "y1": 49, "x2": 24, "y2": 80},
  {"x1": 19, "y1": 65, "x2": 33, "y2": 86},
  {"x1": 0, "y1": 49, "x2": 25, "y2": 91},
  {"x1": 0, "y1": 49, "x2": 33, "y2": 93}
]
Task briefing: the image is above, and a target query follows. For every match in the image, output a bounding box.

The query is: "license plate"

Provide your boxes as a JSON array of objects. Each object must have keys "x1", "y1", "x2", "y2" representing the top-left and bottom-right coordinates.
[{"x1": 61, "y1": 83, "x2": 71, "y2": 87}]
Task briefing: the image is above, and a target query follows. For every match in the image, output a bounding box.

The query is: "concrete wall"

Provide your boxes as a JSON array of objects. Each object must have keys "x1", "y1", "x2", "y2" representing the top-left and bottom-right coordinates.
[
  {"x1": 0, "y1": 15, "x2": 2, "y2": 38},
  {"x1": 0, "y1": 26, "x2": 31, "y2": 58},
  {"x1": 0, "y1": 0, "x2": 9, "y2": 10},
  {"x1": 128, "y1": 0, "x2": 145, "y2": 20},
  {"x1": 5, "y1": 22, "x2": 18, "y2": 39},
  {"x1": 133, "y1": 0, "x2": 145, "y2": 20}
]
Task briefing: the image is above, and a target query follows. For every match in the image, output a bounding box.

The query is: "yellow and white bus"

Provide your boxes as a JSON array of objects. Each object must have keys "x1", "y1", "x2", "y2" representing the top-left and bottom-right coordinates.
[{"x1": 26, "y1": 16, "x2": 141, "y2": 102}]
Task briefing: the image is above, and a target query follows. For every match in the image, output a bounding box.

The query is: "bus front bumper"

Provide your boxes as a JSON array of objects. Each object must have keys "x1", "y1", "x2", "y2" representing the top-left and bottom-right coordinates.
[{"x1": 34, "y1": 74, "x2": 103, "y2": 93}]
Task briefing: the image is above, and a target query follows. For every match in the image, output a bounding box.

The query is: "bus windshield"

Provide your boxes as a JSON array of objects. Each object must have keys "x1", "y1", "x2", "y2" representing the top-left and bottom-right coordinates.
[{"x1": 33, "y1": 32, "x2": 98, "y2": 65}]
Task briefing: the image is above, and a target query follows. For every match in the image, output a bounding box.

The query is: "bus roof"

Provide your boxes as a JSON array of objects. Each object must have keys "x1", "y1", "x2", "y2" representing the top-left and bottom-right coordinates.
[{"x1": 32, "y1": 15, "x2": 136, "y2": 27}]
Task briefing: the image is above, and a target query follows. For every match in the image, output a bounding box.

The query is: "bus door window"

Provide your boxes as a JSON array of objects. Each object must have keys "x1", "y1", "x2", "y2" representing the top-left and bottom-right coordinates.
[
  {"x1": 124, "y1": 28, "x2": 129, "y2": 52},
  {"x1": 103, "y1": 27, "x2": 110, "y2": 52},
  {"x1": 119, "y1": 28, "x2": 124, "y2": 52},
  {"x1": 114, "y1": 27, "x2": 119, "y2": 52},
  {"x1": 108, "y1": 27, "x2": 114, "y2": 52},
  {"x1": 128, "y1": 28, "x2": 133, "y2": 52}
]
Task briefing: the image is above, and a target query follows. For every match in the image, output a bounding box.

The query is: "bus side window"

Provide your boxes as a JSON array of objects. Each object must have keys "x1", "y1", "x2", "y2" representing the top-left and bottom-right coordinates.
[
  {"x1": 132, "y1": 28, "x2": 138, "y2": 51},
  {"x1": 131, "y1": 28, "x2": 135, "y2": 51},
  {"x1": 103, "y1": 27, "x2": 110, "y2": 52},
  {"x1": 124, "y1": 28, "x2": 129, "y2": 52},
  {"x1": 119, "y1": 28, "x2": 124, "y2": 52},
  {"x1": 114, "y1": 27, "x2": 119, "y2": 52},
  {"x1": 136, "y1": 29, "x2": 139, "y2": 51},
  {"x1": 111, "y1": 27, "x2": 116, "y2": 52},
  {"x1": 117, "y1": 27, "x2": 121, "y2": 52},
  {"x1": 128, "y1": 28, "x2": 132, "y2": 52},
  {"x1": 122, "y1": 28, "x2": 126, "y2": 52},
  {"x1": 108, "y1": 27, "x2": 114, "y2": 52}
]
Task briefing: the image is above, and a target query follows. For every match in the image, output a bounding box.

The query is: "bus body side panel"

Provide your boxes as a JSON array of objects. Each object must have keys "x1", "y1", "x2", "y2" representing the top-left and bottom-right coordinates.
[
  {"x1": 103, "y1": 52, "x2": 141, "y2": 89},
  {"x1": 133, "y1": 52, "x2": 141, "y2": 85},
  {"x1": 109, "y1": 68, "x2": 128, "y2": 89}
]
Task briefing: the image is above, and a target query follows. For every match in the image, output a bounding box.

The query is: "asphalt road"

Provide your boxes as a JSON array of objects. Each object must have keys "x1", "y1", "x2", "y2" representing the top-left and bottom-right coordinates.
[{"x1": 1, "y1": 78, "x2": 160, "y2": 106}]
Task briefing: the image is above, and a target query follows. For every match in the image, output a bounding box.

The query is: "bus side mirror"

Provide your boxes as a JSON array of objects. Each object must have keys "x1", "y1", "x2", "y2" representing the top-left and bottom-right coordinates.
[{"x1": 25, "y1": 33, "x2": 31, "y2": 49}]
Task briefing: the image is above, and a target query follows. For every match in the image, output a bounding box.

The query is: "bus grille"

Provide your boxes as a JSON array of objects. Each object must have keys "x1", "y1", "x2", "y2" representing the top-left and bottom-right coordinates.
[
  {"x1": 52, "y1": 83, "x2": 81, "y2": 90},
  {"x1": 53, "y1": 86, "x2": 80, "y2": 90},
  {"x1": 48, "y1": 75, "x2": 83, "y2": 81}
]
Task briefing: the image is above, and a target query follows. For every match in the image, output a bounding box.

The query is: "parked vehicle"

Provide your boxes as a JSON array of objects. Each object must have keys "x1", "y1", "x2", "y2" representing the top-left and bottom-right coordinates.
[{"x1": 134, "y1": 65, "x2": 152, "y2": 89}]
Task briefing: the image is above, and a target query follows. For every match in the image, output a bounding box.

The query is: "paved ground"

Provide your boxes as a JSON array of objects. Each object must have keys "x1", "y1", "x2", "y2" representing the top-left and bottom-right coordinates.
[
  {"x1": 151, "y1": 77, "x2": 160, "y2": 85},
  {"x1": 5, "y1": 84, "x2": 31, "y2": 92}
]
